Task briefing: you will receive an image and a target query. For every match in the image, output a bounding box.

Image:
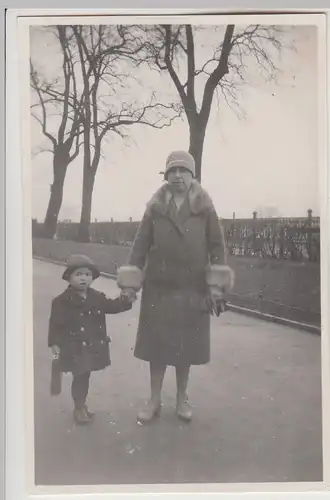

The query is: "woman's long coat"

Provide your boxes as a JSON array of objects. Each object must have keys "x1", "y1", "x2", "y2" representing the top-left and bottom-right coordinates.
[
  {"x1": 128, "y1": 180, "x2": 227, "y2": 366},
  {"x1": 48, "y1": 286, "x2": 131, "y2": 375}
]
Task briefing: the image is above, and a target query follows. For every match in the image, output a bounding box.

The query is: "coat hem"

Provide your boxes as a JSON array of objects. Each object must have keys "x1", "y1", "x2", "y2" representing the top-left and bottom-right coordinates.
[
  {"x1": 133, "y1": 352, "x2": 210, "y2": 366},
  {"x1": 59, "y1": 363, "x2": 111, "y2": 374}
]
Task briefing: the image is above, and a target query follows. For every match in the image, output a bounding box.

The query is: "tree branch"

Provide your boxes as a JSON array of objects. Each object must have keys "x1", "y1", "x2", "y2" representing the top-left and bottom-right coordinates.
[
  {"x1": 99, "y1": 101, "x2": 181, "y2": 141},
  {"x1": 68, "y1": 128, "x2": 81, "y2": 162},
  {"x1": 199, "y1": 24, "x2": 235, "y2": 125},
  {"x1": 30, "y1": 60, "x2": 57, "y2": 149},
  {"x1": 185, "y1": 25, "x2": 197, "y2": 117},
  {"x1": 57, "y1": 26, "x2": 71, "y2": 144},
  {"x1": 162, "y1": 25, "x2": 189, "y2": 111}
]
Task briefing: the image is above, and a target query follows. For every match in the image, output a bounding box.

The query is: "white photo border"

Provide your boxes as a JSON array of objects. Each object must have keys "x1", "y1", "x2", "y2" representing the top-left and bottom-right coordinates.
[{"x1": 5, "y1": 7, "x2": 330, "y2": 500}]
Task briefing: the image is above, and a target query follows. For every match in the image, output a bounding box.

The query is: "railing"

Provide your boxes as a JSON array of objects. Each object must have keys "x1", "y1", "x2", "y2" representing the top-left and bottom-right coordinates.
[
  {"x1": 224, "y1": 211, "x2": 320, "y2": 262},
  {"x1": 32, "y1": 209, "x2": 320, "y2": 262}
]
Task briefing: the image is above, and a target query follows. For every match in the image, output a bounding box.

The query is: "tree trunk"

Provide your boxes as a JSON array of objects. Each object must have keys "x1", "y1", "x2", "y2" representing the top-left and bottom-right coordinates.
[
  {"x1": 188, "y1": 118, "x2": 206, "y2": 183},
  {"x1": 42, "y1": 148, "x2": 69, "y2": 239},
  {"x1": 76, "y1": 167, "x2": 96, "y2": 242}
]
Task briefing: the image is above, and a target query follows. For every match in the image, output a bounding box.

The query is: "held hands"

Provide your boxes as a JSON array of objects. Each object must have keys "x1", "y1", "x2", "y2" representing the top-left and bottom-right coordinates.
[{"x1": 120, "y1": 287, "x2": 137, "y2": 304}]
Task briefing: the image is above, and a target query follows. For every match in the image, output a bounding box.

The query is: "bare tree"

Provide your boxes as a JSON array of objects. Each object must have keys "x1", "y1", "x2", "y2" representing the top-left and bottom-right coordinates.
[
  {"x1": 72, "y1": 25, "x2": 181, "y2": 242},
  {"x1": 30, "y1": 26, "x2": 83, "y2": 238},
  {"x1": 132, "y1": 24, "x2": 285, "y2": 181},
  {"x1": 31, "y1": 24, "x2": 181, "y2": 241}
]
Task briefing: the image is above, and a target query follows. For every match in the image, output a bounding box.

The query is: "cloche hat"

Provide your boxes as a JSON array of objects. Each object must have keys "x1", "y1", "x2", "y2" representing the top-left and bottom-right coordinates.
[{"x1": 160, "y1": 150, "x2": 196, "y2": 180}]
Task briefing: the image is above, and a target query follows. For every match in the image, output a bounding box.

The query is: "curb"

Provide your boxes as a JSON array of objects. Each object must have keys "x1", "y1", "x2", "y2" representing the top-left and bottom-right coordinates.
[
  {"x1": 34, "y1": 256, "x2": 321, "y2": 335},
  {"x1": 227, "y1": 304, "x2": 321, "y2": 335}
]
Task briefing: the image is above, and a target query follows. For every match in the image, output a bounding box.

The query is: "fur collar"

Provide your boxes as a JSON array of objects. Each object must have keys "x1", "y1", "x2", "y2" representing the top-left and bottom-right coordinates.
[{"x1": 146, "y1": 180, "x2": 214, "y2": 216}]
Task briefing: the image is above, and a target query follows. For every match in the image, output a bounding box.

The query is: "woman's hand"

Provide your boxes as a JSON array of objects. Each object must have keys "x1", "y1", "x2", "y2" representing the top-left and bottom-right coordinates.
[{"x1": 208, "y1": 286, "x2": 226, "y2": 316}]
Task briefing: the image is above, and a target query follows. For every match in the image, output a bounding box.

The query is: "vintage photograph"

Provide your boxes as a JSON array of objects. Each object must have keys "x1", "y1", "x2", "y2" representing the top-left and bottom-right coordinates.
[{"x1": 27, "y1": 14, "x2": 324, "y2": 488}]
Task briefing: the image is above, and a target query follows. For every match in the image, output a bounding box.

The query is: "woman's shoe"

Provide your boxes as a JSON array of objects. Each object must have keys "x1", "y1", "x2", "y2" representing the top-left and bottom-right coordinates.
[
  {"x1": 73, "y1": 408, "x2": 91, "y2": 425},
  {"x1": 83, "y1": 404, "x2": 95, "y2": 420},
  {"x1": 137, "y1": 400, "x2": 162, "y2": 424},
  {"x1": 176, "y1": 397, "x2": 192, "y2": 422}
]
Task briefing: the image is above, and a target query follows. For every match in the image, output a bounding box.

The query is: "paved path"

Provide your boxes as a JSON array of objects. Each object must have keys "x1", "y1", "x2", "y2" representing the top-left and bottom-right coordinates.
[{"x1": 33, "y1": 259, "x2": 323, "y2": 486}]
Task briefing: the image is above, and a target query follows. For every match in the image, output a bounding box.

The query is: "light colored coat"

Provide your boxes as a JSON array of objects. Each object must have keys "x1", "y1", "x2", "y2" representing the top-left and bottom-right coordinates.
[{"x1": 121, "y1": 180, "x2": 232, "y2": 366}]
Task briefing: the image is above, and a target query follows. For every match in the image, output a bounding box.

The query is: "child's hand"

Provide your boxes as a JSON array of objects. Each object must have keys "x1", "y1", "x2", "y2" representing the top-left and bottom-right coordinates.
[
  {"x1": 120, "y1": 288, "x2": 137, "y2": 303},
  {"x1": 51, "y1": 345, "x2": 60, "y2": 357}
]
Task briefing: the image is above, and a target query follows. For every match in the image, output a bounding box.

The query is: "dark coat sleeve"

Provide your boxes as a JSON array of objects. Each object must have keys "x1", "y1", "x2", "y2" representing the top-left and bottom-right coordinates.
[
  {"x1": 97, "y1": 292, "x2": 132, "y2": 314},
  {"x1": 48, "y1": 297, "x2": 64, "y2": 348},
  {"x1": 206, "y1": 208, "x2": 227, "y2": 265},
  {"x1": 128, "y1": 210, "x2": 154, "y2": 270}
]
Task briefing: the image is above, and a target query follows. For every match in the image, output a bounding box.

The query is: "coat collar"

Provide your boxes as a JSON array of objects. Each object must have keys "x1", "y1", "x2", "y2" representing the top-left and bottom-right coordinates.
[
  {"x1": 61, "y1": 285, "x2": 99, "y2": 308},
  {"x1": 146, "y1": 180, "x2": 214, "y2": 217}
]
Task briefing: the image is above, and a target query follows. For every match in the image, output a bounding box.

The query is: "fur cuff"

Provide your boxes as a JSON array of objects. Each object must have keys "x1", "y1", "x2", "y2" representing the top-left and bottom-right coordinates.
[
  {"x1": 206, "y1": 264, "x2": 235, "y2": 292},
  {"x1": 117, "y1": 265, "x2": 143, "y2": 291}
]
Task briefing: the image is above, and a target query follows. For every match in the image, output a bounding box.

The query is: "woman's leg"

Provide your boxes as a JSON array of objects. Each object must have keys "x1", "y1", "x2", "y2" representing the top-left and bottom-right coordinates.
[
  {"x1": 175, "y1": 364, "x2": 192, "y2": 421},
  {"x1": 150, "y1": 361, "x2": 166, "y2": 405},
  {"x1": 137, "y1": 362, "x2": 166, "y2": 422}
]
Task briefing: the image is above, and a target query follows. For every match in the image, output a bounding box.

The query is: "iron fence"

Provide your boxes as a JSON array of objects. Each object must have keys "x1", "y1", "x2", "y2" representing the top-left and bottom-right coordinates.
[
  {"x1": 224, "y1": 211, "x2": 320, "y2": 262},
  {"x1": 32, "y1": 209, "x2": 320, "y2": 262}
]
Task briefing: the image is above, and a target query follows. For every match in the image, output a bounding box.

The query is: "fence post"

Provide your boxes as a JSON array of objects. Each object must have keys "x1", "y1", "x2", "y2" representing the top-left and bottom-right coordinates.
[
  {"x1": 307, "y1": 208, "x2": 313, "y2": 261},
  {"x1": 230, "y1": 212, "x2": 236, "y2": 255},
  {"x1": 252, "y1": 211, "x2": 257, "y2": 255},
  {"x1": 279, "y1": 224, "x2": 284, "y2": 259},
  {"x1": 258, "y1": 290, "x2": 264, "y2": 313}
]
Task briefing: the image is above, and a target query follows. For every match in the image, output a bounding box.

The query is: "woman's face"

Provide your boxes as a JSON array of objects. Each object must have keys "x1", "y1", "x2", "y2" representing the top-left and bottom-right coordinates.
[{"x1": 167, "y1": 167, "x2": 193, "y2": 193}]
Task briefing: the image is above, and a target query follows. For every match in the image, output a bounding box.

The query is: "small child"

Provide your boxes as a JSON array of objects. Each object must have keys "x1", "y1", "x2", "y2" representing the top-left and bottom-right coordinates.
[{"x1": 48, "y1": 254, "x2": 135, "y2": 425}]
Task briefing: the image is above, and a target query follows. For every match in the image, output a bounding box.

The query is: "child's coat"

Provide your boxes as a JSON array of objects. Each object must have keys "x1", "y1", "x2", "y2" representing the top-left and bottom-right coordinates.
[{"x1": 48, "y1": 286, "x2": 131, "y2": 375}]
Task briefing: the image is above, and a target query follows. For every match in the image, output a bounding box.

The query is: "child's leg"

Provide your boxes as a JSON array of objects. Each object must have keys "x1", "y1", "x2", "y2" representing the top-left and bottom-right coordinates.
[{"x1": 71, "y1": 371, "x2": 91, "y2": 409}]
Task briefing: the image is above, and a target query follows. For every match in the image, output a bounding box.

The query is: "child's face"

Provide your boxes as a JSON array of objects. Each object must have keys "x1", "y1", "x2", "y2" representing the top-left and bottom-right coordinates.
[{"x1": 69, "y1": 267, "x2": 93, "y2": 291}]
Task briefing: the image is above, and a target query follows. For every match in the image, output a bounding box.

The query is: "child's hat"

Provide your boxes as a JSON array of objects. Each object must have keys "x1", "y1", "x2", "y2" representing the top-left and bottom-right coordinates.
[{"x1": 62, "y1": 254, "x2": 100, "y2": 281}]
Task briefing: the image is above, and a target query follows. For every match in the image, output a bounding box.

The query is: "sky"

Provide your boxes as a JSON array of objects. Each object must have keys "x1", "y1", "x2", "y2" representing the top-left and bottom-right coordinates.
[{"x1": 30, "y1": 24, "x2": 320, "y2": 222}]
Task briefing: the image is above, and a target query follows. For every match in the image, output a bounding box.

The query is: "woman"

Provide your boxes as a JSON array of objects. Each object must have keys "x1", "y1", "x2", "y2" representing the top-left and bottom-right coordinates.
[{"x1": 117, "y1": 150, "x2": 234, "y2": 423}]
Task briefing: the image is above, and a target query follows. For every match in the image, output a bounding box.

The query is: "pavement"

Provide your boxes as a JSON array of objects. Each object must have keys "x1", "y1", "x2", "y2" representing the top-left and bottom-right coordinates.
[{"x1": 33, "y1": 259, "x2": 323, "y2": 486}]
